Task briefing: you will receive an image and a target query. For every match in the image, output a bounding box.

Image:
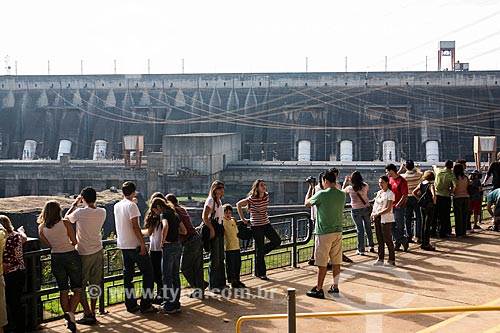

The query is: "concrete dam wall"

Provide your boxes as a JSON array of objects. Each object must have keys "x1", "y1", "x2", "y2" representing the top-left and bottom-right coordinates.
[{"x1": 1, "y1": 71, "x2": 500, "y2": 164}]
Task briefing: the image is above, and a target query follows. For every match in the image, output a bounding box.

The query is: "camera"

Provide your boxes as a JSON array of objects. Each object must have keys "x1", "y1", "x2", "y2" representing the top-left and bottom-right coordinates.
[{"x1": 305, "y1": 176, "x2": 317, "y2": 185}]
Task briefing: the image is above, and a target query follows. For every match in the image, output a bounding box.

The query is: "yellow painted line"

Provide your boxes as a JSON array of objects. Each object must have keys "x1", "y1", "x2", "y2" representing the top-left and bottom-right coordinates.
[
  {"x1": 417, "y1": 298, "x2": 500, "y2": 333},
  {"x1": 236, "y1": 305, "x2": 500, "y2": 333}
]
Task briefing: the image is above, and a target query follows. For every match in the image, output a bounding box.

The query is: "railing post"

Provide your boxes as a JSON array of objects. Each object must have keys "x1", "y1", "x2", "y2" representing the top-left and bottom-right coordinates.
[
  {"x1": 291, "y1": 217, "x2": 297, "y2": 268},
  {"x1": 287, "y1": 288, "x2": 296, "y2": 333}
]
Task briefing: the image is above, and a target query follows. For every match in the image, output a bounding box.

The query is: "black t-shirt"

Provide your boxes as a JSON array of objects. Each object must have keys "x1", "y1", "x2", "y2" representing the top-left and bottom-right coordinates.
[
  {"x1": 160, "y1": 210, "x2": 180, "y2": 243},
  {"x1": 487, "y1": 161, "x2": 500, "y2": 188}
]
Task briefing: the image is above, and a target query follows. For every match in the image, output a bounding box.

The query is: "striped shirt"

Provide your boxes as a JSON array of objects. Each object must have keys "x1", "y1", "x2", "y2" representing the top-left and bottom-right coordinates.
[
  {"x1": 247, "y1": 193, "x2": 270, "y2": 227},
  {"x1": 402, "y1": 170, "x2": 422, "y2": 197}
]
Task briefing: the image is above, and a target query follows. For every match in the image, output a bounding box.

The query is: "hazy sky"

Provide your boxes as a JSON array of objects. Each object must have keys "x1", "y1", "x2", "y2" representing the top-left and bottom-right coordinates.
[{"x1": 2, "y1": 0, "x2": 500, "y2": 75}]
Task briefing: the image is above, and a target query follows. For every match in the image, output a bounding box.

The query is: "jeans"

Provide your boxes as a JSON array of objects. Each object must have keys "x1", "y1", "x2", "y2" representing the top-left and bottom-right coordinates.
[
  {"x1": 181, "y1": 234, "x2": 205, "y2": 292},
  {"x1": 161, "y1": 242, "x2": 182, "y2": 310},
  {"x1": 150, "y1": 250, "x2": 164, "y2": 299},
  {"x1": 208, "y1": 234, "x2": 226, "y2": 289},
  {"x1": 392, "y1": 206, "x2": 407, "y2": 248},
  {"x1": 122, "y1": 249, "x2": 154, "y2": 311},
  {"x1": 374, "y1": 218, "x2": 395, "y2": 262},
  {"x1": 225, "y1": 250, "x2": 241, "y2": 283},
  {"x1": 405, "y1": 196, "x2": 422, "y2": 239},
  {"x1": 420, "y1": 203, "x2": 435, "y2": 247},
  {"x1": 453, "y1": 197, "x2": 470, "y2": 237},
  {"x1": 4, "y1": 269, "x2": 26, "y2": 333},
  {"x1": 351, "y1": 207, "x2": 374, "y2": 252},
  {"x1": 252, "y1": 223, "x2": 282, "y2": 277}
]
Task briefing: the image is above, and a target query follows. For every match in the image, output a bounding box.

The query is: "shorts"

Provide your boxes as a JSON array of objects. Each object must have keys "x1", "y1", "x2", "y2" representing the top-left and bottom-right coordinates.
[
  {"x1": 469, "y1": 199, "x2": 481, "y2": 216},
  {"x1": 0, "y1": 276, "x2": 7, "y2": 327},
  {"x1": 51, "y1": 250, "x2": 82, "y2": 292},
  {"x1": 80, "y1": 250, "x2": 104, "y2": 300},
  {"x1": 494, "y1": 205, "x2": 500, "y2": 218},
  {"x1": 314, "y1": 232, "x2": 343, "y2": 267}
]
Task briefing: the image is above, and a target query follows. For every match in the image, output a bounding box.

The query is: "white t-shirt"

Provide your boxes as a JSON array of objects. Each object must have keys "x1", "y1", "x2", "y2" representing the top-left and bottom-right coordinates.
[
  {"x1": 149, "y1": 224, "x2": 163, "y2": 252},
  {"x1": 67, "y1": 206, "x2": 106, "y2": 255},
  {"x1": 204, "y1": 197, "x2": 223, "y2": 225},
  {"x1": 114, "y1": 198, "x2": 142, "y2": 249},
  {"x1": 373, "y1": 189, "x2": 395, "y2": 223}
]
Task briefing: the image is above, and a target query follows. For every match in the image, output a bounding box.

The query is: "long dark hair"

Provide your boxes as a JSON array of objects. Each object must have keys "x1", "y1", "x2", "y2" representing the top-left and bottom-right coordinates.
[
  {"x1": 351, "y1": 171, "x2": 366, "y2": 192},
  {"x1": 453, "y1": 164, "x2": 466, "y2": 179},
  {"x1": 144, "y1": 192, "x2": 166, "y2": 229},
  {"x1": 248, "y1": 179, "x2": 266, "y2": 198},
  {"x1": 379, "y1": 175, "x2": 392, "y2": 191},
  {"x1": 150, "y1": 197, "x2": 178, "y2": 224}
]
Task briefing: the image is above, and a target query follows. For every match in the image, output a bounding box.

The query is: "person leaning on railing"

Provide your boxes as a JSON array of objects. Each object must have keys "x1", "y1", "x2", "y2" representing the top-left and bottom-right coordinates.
[{"x1": 486, "y1": 188, "x2": 500, "y2": 231}]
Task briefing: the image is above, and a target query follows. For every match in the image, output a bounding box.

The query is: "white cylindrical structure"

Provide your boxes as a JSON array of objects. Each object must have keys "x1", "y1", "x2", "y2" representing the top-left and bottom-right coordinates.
[
  {"x1": 93, "y1": 140, "x2": 107, "y2": 160},
  {"x1": 57, "y1": 140, "x2": 72, "y2": 160},
  {"x1": 22, "y1": 140, "x2": 37, "y2": 160},
  {"x1": 298, "y1": 140, "x2": 311, "y2": 162},
  {"x1": 382, "y1": 140, "x2": 396, "y2": 162},
  {"x1": 340, "y1": 140, "x2": 353, "y2": 162},
  {"x1": 425, "y1": 140, "x2": 439, "y2": 162}
]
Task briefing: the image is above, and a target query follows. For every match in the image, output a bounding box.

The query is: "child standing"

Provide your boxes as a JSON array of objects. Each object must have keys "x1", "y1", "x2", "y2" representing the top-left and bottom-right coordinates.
[{"x1": 222, "y1": 204, "x2": 245, "y2": 288}]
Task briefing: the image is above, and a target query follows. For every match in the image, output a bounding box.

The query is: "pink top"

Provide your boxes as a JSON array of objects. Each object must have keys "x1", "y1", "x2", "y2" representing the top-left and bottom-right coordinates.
[
  {"x1": 454, "y1": 175, "x2": 470, "y2": 198},
  {"x1": 344, "y1": 184, "x2": 370, "y2": 209}
]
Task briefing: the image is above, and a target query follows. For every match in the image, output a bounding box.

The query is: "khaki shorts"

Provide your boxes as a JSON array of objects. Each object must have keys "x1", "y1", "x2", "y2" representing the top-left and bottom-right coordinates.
[
  {"x1": 81, "y1": 250, "x2": 104, "y2": 300},
  {"x1": 0, "y1": 276, "x2": 7, "y2": 327},
  {"x1": 314, "y1": 232, "x2": 343, "y2": 267}
]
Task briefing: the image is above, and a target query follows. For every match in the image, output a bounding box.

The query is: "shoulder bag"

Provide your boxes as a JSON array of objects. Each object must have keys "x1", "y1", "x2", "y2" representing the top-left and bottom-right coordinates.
[{"x1": 356, "y1": 191, "x2": 373, "y2": 214}]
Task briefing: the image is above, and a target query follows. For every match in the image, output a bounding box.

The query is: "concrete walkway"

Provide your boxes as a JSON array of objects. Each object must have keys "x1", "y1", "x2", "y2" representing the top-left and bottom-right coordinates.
[{"x1": 40, "y1": 228, "x2": 500, "y2": 333}]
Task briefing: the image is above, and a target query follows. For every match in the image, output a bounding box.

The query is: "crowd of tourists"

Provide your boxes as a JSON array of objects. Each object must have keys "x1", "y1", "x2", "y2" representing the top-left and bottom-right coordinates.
[{"x1": 0, "y1": 155, "x2": 499, "y2": 331}]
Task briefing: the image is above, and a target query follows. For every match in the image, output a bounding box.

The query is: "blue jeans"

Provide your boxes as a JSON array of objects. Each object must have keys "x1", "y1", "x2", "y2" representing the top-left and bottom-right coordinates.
[
  {"x1": 405, "y1": 196, "x2": 422, "y2": 239},
  {"x1": 208, "y1": 234, "x2": 226, "y2": 290},
  {"x1": 122, "y1": 249, "x2": 154, "y2": 311},
  {"x1": 161, "y1": 242, "x2": 182, "y2": 310},
  {"x1": 351, "y1": 207, "x2": 374, "y2": 252},
  {"x1": 392, "y1": 206, "x2": 407, "y2": 248}
]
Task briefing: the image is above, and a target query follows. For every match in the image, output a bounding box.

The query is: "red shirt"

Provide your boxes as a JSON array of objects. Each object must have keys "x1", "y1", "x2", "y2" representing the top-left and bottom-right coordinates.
[
  {"x1": 174, "y1": 205, "x2": 195, "y2": 243},
  {"x1": 389, "y1": 176, "x2": 408, "y2": 207}
]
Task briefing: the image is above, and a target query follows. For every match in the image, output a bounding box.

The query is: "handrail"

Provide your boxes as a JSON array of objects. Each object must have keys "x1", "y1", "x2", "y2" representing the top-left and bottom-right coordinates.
[{"x1": 236, "y1": 305, "x2": 500, "y2": 333}]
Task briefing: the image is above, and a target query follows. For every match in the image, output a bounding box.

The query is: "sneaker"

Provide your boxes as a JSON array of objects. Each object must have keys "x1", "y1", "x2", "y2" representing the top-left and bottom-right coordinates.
[
  {"x1": 342, "y1": 254, "x2": 353, "y2": 263},
  {"x1": 327, "y1": 286, "x2": 339, "y2": 294},
  {"x1": 356, "y1": 251, "x2": 365, "y2": 256},
  {"x1": 152, "y1": 296, "x2": 163, "y2": 305},
  {"x1": 421, "y1": 245, "x2": 436, "y2": 251},
  {"x1": 373, "y1": 259, "x2": 384, "y2": 266},
  {"x1": 158, "y1": 307, "x2": 177, "y2": 314},
  {"x1": 63, "y1": 312, "x2": 76, "y2": 333},
  {"x1": 386, "y1": 260, "x2": 396, "y2": 266},
  {"x1": 369, "y1": 247, "x2": 376, "y2": 253},
  {"x1": 126, "y1": 304, "x2": 141, "y2": 313},
  {"x1": 238, "y1": 281, "x2": 247, "y2": 288},
  {"x1": 140, "y1": 305, "x2": 158, "y2": 314},
  {"x1": 308, "y1": 258, "x2": 315, "y2": 266},
  {"x1": 256, "y1": 275, "x2": 270, "y2": 281},
  {"x1": 408, "y1": 238, "x2": 416, "y2": 244},
  {"x1": 76, "y1": 313, "x2": 96, "y2": 325},
  {"x1": 306, "y1": 287, "x2": 325, "y2": 299}
]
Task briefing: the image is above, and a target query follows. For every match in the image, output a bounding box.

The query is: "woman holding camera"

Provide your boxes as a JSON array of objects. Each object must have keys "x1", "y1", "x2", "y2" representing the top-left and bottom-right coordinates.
[
  {"x1": 343, "y1": 171, "x2": 375, "y2": 255},
  {"x1": 237, "y1": 179, "x2": 281, "y2": 280},
  {"x1": 202, "y1": 180, "x2": 227, "y2": 292}
]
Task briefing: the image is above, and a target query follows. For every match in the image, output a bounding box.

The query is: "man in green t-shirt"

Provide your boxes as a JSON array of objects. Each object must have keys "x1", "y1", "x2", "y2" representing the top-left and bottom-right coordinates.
[{"x1": 305, "y1": 168, "x2": 346, "y2": 299}]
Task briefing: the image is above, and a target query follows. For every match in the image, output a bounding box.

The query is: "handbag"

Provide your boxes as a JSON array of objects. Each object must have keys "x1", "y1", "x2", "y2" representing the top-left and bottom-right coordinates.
[
  {"x1": 195, "y1": 200, "x2": 223, "y2": 252},
  {"x1": 237, "y1": 221, "x2": 253, "y2": 240},
  {"x1": 356, "y1": 191, "x2": 373, "y2": 214},
  {"x1": 418, "y1": 183, "x2": 433, "y2": 207}
]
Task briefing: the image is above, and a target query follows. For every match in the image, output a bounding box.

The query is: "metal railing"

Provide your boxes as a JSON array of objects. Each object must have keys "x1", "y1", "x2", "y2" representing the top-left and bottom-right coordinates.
[
  {"x1": 236, "y1": 289, "x2": 500, "y2": 333},
  {"x1": 22, "y1": 211, "x2": 323, "y2": 328}
]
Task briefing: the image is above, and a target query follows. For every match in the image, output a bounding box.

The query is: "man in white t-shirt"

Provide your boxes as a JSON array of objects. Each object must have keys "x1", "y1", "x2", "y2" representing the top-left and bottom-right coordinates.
[
  {"x1": 65, "y1": 186, "x2": 106, "y2": 325},
  {"x1": 114, "y1": 181, "x2": 155, "y2": 313}
]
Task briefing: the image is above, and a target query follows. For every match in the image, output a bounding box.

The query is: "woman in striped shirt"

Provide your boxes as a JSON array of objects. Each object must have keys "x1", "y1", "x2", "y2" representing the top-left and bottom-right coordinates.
[{"x1": 237, "y1": 179, "x2": 281, "y2": 280}]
